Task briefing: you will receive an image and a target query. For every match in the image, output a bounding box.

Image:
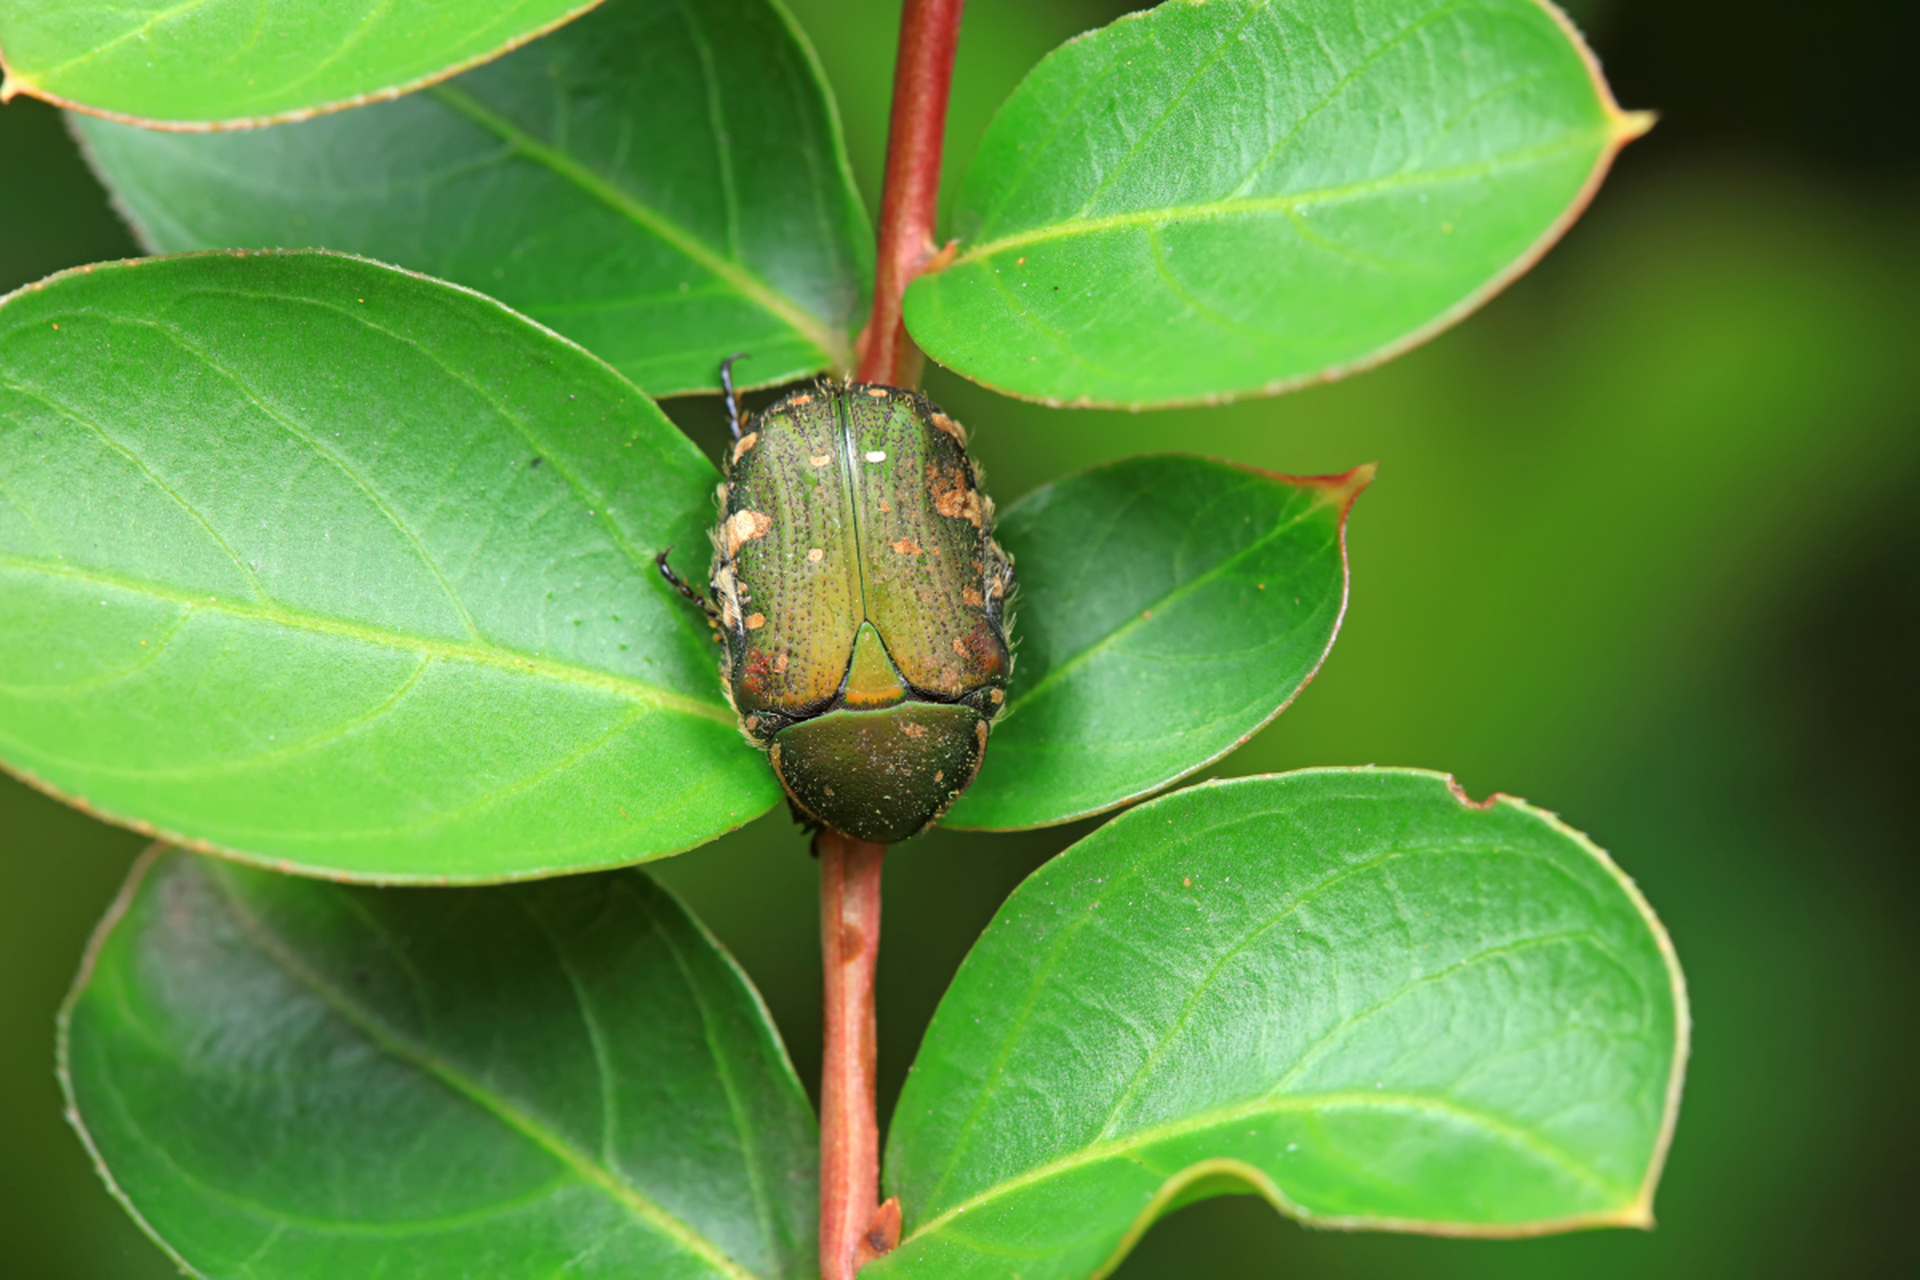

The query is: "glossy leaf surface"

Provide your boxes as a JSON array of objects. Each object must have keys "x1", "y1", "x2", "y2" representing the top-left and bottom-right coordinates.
[
  {"x1": 72, "y1": 0, "x2": 869, "y2": 395},
  {"x1": 945, "y1": 456, "x2": 1366, "y2": 831},
  {"x1": 883, "y1": 770, "x2": 1687, "y2": 1277},
  {"x1": 0, "y1": 251, "x2": 778, "y2": 882},
  {"x1": 905, "y1": 0, "x2": 1645, "y2": 407},
  {"x1": 0, "y1": 0, "x2": 600, "y2": 129},
  {"x1": 63, "y1": 848, "x2": 815, "y2": 1278}
]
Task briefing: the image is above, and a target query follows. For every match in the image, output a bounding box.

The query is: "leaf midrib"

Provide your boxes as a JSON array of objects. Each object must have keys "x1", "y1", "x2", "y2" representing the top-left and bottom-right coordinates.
[
  {"x1": 903, "y1": 1088, "x2": 1625, "y2": 1248},
  {"x1": 204, "y1": 864, "x2": 757, "y2": 1280},
  {"x1": 952, "y1": 131, "x2": 1608, "y2": 267},
  {"x1": 0, "y1": 551, "x2": 732, "y2": 725},
  {"x1": 428, "y1": 83, "x2": 851, "y2": 371}
]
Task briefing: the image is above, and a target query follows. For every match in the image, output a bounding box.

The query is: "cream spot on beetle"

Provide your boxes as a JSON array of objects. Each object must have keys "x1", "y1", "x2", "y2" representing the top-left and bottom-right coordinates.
[
  {"x1": 930, "y1": 411, "x2": 966, "y2": 444},
  {"x1": 975, "y1": 721, "x2": 989, "y2": 749},
  {"x1": 878, "y1": 499, "x2": 891, "y2": 513},
  {"x1": 791, "y1": 393, "x2": 814, "y2": 406},
  {"x1": 865, "y1": 450, "x2": 887, "y2": 463},
  {"x1": 990, "y1": 688, "x2": 1004, "y2": 705},
  {"x1": 934, "y1": 481, "x2": 982, "y2": 527},
  {"x1": 731, "y1": 432, "x2": 759, "y2": 464},
  {"x1": 811, "y1": 454, "x2": 831, "y2": 467},
  {"x1": 890, "y1": 537, "x2": 921, "y2": 555},
  {"x1": 807, "y1": 547, "x2": 824, "y2": 562},
  {"x1": 934, "y1": 770, "x2": 944, "y2": 783},
  {"x1": 901, "y1": 723, "x2": 927, "y2": 738},
  {"x1": 963, "y1": 587, "x2": 983, "y2": 607},
  {"x1": 745, "y1": 612, "x2": 766, "y2": 630},
  {"x1": 725, "y1": 509, "x2": 773, "y2": 554},
  {"x1": 775, "y1": 653, "x2": 789, "y2": 673},
  {"x1": 769, "y1": 743, "x2": 782, "y2": 768},
  {"x1": 864, "y1": 387, "x2": 889, "y2": 398}
]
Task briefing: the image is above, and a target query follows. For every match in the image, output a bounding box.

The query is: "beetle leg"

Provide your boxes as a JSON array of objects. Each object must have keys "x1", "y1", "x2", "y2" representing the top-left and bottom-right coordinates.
[
  {"x1": 719, "y1": 352, "x2": 750, "y2": 441},
  {"x1": 656, "y1": 547, "x2": 721, "y2": 620}
]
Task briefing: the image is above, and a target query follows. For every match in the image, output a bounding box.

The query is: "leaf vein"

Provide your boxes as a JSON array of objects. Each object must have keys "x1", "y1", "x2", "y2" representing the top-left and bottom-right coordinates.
[
  {"x1": 426, "y1": 84, "x2": 848, "y2": 370},
  {"x1": 0, "y1": 552, "x2": 731, "y2": 724},
  {"x1": 202, "y1": 865, "x2": 756, "y2": 1279}
]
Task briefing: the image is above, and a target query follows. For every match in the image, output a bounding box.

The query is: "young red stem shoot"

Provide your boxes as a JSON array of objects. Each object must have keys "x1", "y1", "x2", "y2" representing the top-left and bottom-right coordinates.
[
  {"x1": 857, "y1": 0, "x2": 966, "y2": 388},
  {"x1": 818, "y1": 830, "x2": 894, "y2": 1280},
  {"x1": 821, "y1": 7, "x2": 965, "y2": 1273}
]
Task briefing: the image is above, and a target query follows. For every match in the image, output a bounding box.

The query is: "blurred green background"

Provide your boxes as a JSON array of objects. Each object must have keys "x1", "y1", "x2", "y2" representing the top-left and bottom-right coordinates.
[{"x1": 2, "y1": 0, "x2": 1912, "y2": 1275}]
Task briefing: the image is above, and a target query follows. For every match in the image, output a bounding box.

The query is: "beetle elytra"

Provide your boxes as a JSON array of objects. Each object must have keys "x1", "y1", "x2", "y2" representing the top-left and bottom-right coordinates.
[{"x1": 660, "y1": 358, "x2": 1013, "y2": 843}]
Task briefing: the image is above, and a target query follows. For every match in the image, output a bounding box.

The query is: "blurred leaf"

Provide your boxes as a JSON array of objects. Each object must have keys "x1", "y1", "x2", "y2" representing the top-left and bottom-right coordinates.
[
  {"x1": 63, "y1": 848, "x2": 816, "y2": 1278},
  {"x1": 881, "y1": 769, "x2": 1687, "y2": 1278},
  {"x1": 0, "y1": 250, "x2": 777, "y2": 882},
  {"x1": 70, "y1": 0, "x2": 870, "y2": 396},
  {"x1": 0, "y1": 0, "x2": 602, "y2": 129},
  {"x1": 947, "y1": 456, "x2": 1365, "y2": 831},
  {"x1": 905, "y1": 0, "x2": 1644, "y2": 408}
]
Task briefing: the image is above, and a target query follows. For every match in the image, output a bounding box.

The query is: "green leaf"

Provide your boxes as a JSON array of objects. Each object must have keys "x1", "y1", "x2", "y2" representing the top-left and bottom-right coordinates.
[
  {"x1": 0, "y1": 250, "x2": 778, "y2": 882},
  {"x1": 881, "y1": 769, "x2": 1687, "y2": 1278},
  {"x1": 904, "y1": 0, "x2": 1647, "y2": 408},
  {"x1": 62, "y1": 847, "x2": 816, "y2": 1279},
  {"x1": 945, "y1": 455, "x2": 1366, "y2": 831},
  {"x1": 69, "y1": 0, "x2": 870, "y2": 397},
  {"x1": 0, "y1": 0, "x2": 604, "y2": 129}
]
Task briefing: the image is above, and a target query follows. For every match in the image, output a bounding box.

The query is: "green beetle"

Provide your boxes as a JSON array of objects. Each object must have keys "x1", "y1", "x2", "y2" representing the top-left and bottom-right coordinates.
[{"x1": 660, "y1": 358, "x2": 1014, "y2": 843}]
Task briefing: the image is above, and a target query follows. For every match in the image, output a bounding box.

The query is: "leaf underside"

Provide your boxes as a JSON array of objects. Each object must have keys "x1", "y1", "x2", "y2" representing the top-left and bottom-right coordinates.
[
  {"x1": 0, "y1": 0, "x2": 603, "y2": 128},
  {"x1": 71, "y1": 0, "x2": 871, "y2": 396},
  {"x1": 62, "y1": 848, "x2": 817, "y2": 1279},
  {"x1": 906, "y1": 0, "x2": 1638, "y2": 407},
  {"x1": 880, "y1": 769, "x2": 1687, "y2": 1280},
  {"x1": 946, "y1": 455, "x2": 1366, "y2": 831},
  {"x1": 0, "y1": 251, "x2": 779, "y2": 883}
]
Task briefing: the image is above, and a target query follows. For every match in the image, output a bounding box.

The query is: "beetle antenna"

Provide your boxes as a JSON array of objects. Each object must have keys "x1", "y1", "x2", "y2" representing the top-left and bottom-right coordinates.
[
  {"x1": 720, "y1": 353, "x2": 750, "y2": 440},
  {"x1": 656, "y1": 547, "x2": 718, "y2": 619}
]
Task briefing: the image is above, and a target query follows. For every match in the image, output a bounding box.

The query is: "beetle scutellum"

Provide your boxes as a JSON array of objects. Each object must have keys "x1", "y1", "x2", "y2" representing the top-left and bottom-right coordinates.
[{"x1": 659, "y1": 357, "x2": 1014, "y2": 843}]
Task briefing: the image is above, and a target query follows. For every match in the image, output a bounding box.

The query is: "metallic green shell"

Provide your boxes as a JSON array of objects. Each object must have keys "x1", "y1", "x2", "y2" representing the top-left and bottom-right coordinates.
[{"x1": 709, "y1": 383, "x2": 1012, "y2": 842}]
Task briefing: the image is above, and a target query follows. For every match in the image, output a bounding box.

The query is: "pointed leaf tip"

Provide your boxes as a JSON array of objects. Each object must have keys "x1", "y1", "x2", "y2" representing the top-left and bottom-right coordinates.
[
  {"x1": 1613, "y1": 108, "x2": 1659, "y2": 143},
  {"x1": 1304, "y1": 461, "x2": 1377, "y2": 511}
]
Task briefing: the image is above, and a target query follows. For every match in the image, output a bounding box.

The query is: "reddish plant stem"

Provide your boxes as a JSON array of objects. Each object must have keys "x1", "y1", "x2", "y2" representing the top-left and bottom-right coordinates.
[
  {"x1": 856, "y1": 0, "x2": 967, "y2": 387},
  {"x1": 820, "y1": 7, "x2": 965, "y2": 1275},
  {"x1": 817, "y1": 830, "x2": 894, "y2": 1280}
]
